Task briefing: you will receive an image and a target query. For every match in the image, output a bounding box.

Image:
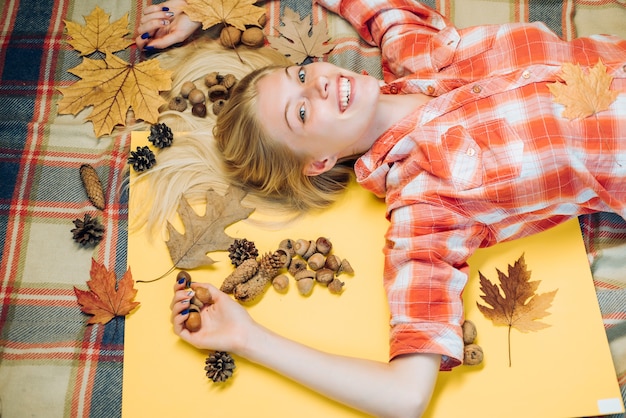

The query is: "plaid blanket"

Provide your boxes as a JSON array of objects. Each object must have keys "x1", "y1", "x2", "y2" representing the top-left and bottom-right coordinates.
[{"x1": 1, "y1": 0, "x2": 624, "y2": 417}]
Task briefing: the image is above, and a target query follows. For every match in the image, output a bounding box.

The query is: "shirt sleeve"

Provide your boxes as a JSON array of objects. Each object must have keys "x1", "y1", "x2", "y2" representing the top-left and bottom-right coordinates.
[
  {"x1": 384, "y1": 201, "x2": 487, "y2": 370},
  {"x1": 315, "y1": 0, "x2": 460, "y2": 79}
]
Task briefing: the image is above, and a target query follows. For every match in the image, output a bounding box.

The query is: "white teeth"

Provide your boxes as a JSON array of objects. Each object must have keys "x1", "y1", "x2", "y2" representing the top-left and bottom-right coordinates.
[{"x1": 339, "y1": 77, "x2": 351, "y2": 111}]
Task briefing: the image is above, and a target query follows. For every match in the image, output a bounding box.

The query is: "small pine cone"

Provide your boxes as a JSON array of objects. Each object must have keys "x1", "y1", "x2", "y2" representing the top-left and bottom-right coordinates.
[
  {"x1": 79, "y1": 164, "x2": 105, "y2": 210},
  {"x1": 71, "y1": 214, "x2": 105, "y2": 247},
  {"x1": 234, "y1": 272, "x2": 270, "y2": 302},
  {"x1": 228, "y1": 238, "x2": 259, "y2": 267},
  {"x1": 220, "y1": 258, "x2": 258, "y2": 294},
  {"x1": 205, "y1": 351, "x2": 235, "y2": 383},
  {"x1": 148, "y1": 122, "x2": 174, "y2": 148},
  {"x1": 128, "y1": 146, "x2": 156, "y2": 172},
  {"x1": 258, "y1": 250, "x2": 287, "y2": 279}
]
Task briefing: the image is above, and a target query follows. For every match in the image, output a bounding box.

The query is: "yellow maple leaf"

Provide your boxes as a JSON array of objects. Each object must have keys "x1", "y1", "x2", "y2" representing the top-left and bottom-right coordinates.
[
  {"x1": 267, "y1": 7, "x2": 335, "y2": 64},
  {"x1": 64, "y1": 6, "x2": 134, "y2": 56},
  {"x1": 547, "y1": 60, "x2": 619, "y2": 120},
  {"x1": 183, "y1": 0, "x2": 265, "y2": 32},
  {"x1": 57, "y1": 53, "x2": 172, "y2": 137}
]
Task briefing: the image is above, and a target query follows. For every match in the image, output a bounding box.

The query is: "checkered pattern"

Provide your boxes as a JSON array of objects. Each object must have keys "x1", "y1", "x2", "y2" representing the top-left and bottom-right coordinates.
[{"x1": 1, "y1": 0, "x2": 624, "y2": 416}]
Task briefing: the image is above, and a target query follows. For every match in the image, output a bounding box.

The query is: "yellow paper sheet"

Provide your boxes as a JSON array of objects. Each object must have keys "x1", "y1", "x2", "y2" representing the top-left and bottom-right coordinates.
[{"x1": 123, "y1": 131, "x2": 623, "y2": 417}]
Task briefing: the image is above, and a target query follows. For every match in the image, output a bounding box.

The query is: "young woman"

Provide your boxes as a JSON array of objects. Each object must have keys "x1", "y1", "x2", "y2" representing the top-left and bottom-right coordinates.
[{"x1": 137, "y1": 0, "x2": 626, "y2": 416}]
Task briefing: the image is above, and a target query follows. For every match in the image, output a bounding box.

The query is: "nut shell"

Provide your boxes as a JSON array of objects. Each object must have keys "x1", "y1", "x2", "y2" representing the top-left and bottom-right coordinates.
[
  {"x1": 241, "y1": 27, "x2": 265, "y2": 47},
  {"x1": 168, "y1": 96, "x2": 187, "y2": 112},
  {"x1": 462, "y1": 320, "x2": 477, "y2": 345},
  {"x1": 463, "y1": 344, "x2": 484, "y2": 366},
  {"x1": 195, "y1": 287, "x2": 213, "y2": 305},
  {"x1": 188, "y1": 88, "x2": 205, "y2": 105},
  {"x1": 220, "y1": 26, "x2": 242, "y2": 48},
  {"x1": 212, "y1": 99, "x2": 227, "y2": 116},
  {"x1": 185, "y1": 311, "x2": 202, "y2": 332}
]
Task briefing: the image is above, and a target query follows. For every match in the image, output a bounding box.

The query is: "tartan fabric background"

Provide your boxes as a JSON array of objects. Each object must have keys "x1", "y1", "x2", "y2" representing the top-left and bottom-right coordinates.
[{"x1": 1, "y1": 0, "x2": 624, "y2": 417}]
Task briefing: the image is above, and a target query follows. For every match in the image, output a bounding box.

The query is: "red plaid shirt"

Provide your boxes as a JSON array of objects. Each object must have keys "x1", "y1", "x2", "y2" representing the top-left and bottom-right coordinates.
[{"x1": 318, "y1": 0, "x2": 626, "y2": 369}]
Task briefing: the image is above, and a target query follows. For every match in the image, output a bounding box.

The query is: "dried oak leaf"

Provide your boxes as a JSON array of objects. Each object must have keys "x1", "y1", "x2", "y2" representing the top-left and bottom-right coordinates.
[
  {"x1": 74, "y1": 258, "x2": 140, "y2": 325},
  {"x1": 64, "y1": 6, "x2": 134, "y2": 55},
  {"x1": 267, "y1": 7, "x2": 335, "y2": 64},
  {"x1": 476, "y1": 253, "x2": 557, "y2": 366},
  {"x1": 183, "y1": 0, "x2": 265, "y2": 31},
  {"x1": 166, "y1": 187, "x2": 254, "y2": 269},
  {"x1": 547, "y1": 60, "x2": 619, "y2": 120},
  {"x1": 57, "y1": 53, "x2": 172, "y2": 137}
]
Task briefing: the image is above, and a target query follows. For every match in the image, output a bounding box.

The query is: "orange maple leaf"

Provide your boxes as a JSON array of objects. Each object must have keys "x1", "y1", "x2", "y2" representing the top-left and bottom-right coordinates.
[
  {"x1": 267, "y1": 7, "x2": 335, "y2": 64},
  {"x1": 64, "y1": 6, "x2": 134, "y2": 55},
  {"x1": 57, "y1": 53, "x2": 172, "y2": 137},
  {"x1": 547, "y1": 60, "x2": 619, "y2": 120},
  {"x1": 476, "y1": 253, "x2": 557, "y2": 366},
  {"x1": 74, "y1": 259, "x2": 140, "y2": 324}
]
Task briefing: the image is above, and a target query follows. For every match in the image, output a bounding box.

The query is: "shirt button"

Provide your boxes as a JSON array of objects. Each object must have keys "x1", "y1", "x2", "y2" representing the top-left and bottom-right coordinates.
[
  {"x1": 522, "y1": 70, "x2": 531, "y2": 79},
  {"x1": 466, "y1": 148, "x2": 476, "y2": 157},
  {"x1": 472, "y1": 85, "x2": 482, "y2": 93},
  {"x1": 390, "y1": 85, "x2": 398, "y2": 94},
  {"x1": 427, "y1": 85, "x2": 435, "y2": 94}
]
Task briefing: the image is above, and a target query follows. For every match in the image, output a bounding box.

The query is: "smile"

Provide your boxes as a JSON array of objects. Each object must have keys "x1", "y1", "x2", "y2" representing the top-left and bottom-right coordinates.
[{"x1": 339, "y1": 76, "x2": 351, "y2": 112}]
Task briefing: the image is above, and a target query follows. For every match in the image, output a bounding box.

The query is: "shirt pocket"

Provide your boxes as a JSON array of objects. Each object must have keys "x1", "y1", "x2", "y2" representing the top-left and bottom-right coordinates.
[{"x1": 433, "y1": 119, "x2": 524, "y2": 191}]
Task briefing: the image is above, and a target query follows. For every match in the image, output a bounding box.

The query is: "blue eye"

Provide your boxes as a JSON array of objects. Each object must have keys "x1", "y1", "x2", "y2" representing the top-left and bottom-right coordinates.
[
  {"x1": 299, "y1": 105, "x2": 306, "y2": 122},
  {"x1": 298, "y1": 67, "x2": 306, "y2": 83}
]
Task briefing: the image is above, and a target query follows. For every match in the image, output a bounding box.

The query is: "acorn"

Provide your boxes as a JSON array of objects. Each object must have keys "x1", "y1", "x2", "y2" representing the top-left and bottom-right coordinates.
[
  {"x1": 294, "y1": 269, "x2": 315, "y2": 281},
  {"x1": 328, "y1": 278, "x2": 345, "y2": 294},
  {"x1": 212, "y1": 99, "x2": 227, "y2": 116},
  {"x1": 220, "y1": 25, "x2": 242, "y2": 48},
  {"x1": 192, "y1": 103, "x2": 207, "y2": 118},
  {"x1": 272, "y1": 274, "x2": 289, "y2": 292},
  {"x1": 294, "y1": 239, "x2": 310, "y2": 257},
  {"x1": 315, "y1": 237, "x2": 332, "y2": 255},
  {"x1": 307, "y1": 253, "x2": 326, "y2": 271},
  {"x1": 296, "y1": 277, "x2": 314, "y2": 296},
  {"x1": 338, "y1": 259, "x2": 354, "y2": 275},
  {"x1": 186, "y1": 309, "x2": 202, "y2": 332},
  {"x1": 278, "y1": 238, "x2": 296, "y2": 257},
  {"x1": 241, "y1": 27, "x2": 265, "y2": 47},
  {"x1": 302, "y1": 240, "x2": 317, "y2": 260},
  {"x1": 180, "y1": 81, "x2": 196, "y2": 98},
  {"x1": 315, "y1": 268, "x2": 334, "y2": 285},
  {"x1": 188, "y1": 88, "x2": 205, "y2": 105},
  {"x1": 204, "y1": 72, "x2": 219, "y2": 88},
  {"x1": 207, "y1": 84, "x2": 229, "y2": 102},
  {"x1": 168, "y1": 96, "x2": 187, "y2": 112},
  {"x1": 324, "y1": 254, "x2": 341, "y2": 272},
  {"x1": 221, "y1": 73, "x2": 237, "y2": 90},
  {"x1": 288, "y1": 258, "x2": 307, "y2": 276}
]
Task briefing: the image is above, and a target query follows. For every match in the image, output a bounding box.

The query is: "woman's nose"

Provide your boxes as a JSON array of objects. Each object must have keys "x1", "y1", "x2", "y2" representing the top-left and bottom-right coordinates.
[{"x1": 306, "y1": 75, "x2": 329, "y2": 99}]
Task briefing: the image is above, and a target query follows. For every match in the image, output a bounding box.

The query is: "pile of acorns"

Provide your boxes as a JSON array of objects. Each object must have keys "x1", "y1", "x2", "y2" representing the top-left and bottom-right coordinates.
[{"x1": 167, "y1": 72, "x2": 238, "y2": 117}]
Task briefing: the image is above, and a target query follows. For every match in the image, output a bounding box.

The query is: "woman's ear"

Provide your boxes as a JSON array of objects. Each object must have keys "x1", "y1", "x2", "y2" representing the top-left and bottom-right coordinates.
[{"x1": 303, "y1": 156, "x2": 338, "y2": 176}]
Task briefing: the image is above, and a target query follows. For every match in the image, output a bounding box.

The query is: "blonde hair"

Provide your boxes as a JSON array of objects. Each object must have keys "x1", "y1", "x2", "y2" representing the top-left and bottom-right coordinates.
[{"x1": 132, "y1": 37, "x2": 355, "y2": 235}]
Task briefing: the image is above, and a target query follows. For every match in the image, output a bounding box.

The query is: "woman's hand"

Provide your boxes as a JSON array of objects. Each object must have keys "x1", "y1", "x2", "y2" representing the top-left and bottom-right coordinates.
[
  {"x1": 135, "y1": 0, "x2": 201, "y2": 51},
  {"x1": 170, "y1": 278, "x2": 255, "y2": 354}
]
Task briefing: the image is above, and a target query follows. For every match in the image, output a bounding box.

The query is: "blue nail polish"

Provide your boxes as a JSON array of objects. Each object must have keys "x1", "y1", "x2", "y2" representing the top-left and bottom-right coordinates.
[
  {"x1": 181, "y1": 309, "x2": 189, "y2": 316},
  {"x1": 141, "y1": 32, "x2": 150, "y2": 40},
  {"x1": 177, "y1": 277, "x2": 186, "y2": 284},
  {"x1": 162, "y1": 6, "x2": 170, "y2": 11},
  {"x1": 144, "y1": 45, "x2": 156, "y2": 51}
]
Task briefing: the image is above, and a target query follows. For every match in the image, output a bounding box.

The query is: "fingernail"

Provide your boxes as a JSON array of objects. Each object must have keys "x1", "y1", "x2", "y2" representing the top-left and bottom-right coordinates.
[
  {"x1": 177, "y1": 277, "x2": 186, "y2": 285},
  {"x1": 181, "y1": 299, "x2": 190, "y2": 304},
  {"x1": 181, "y1": 309, "x2": 189, "y2": 316},
  {"x1": 162, "y1": 6, "x2": 170, "y2": 11},
  {"x1": 141, "y1": 32, "x2": 150, "y2": 40},
  {"x1": 186, "y1": 290, "x2": 195, "y2": 297},
  {"x1": 165, "y1": 11, "x2": 174, "y2": 17},
  {"x1": 144, "y1": 45, "x2": 155, "y2": 51}
]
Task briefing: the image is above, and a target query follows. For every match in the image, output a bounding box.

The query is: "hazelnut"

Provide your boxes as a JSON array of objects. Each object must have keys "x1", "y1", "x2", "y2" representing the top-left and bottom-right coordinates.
[
  {"x1": 176, "y1": 270, "x2": 191, "y2": 287},
  {"x1": 185, "y1": 311, "x2": 202, "y2": 332},
  {"x1": 194, "y1": 286, "x2": 213, "y2": 305},
  {"x1": 463, "y1": 344, "x2": 484, "y2": 366},
  {"x1": 241, "y1": 27, "x2": 265, "y2": 48},
  {"x1": 328, "y1": 278, "x2": 345, "y2": 294},
  {"x1": 192, "y1": 103, "x2": 207, "y2": 118},
  {"x1": 168, "y1": 96, "x2": 187, "y2": 112},
  {"x1": 462, "y1": 320, "x2": 477, "y2": 345},
  {"x1": 180, "y1": 81, "x2": 196, "y2": 98},
  {"x1": 212, "y1": 99, "x2": 226, "y2": 116},
  {"x1": 220, "y1": 25, "x2": 242, "y2": 48},
  {"x1": 296, "y1": 277, "x2": 314, "y2": 296},
  {"x1": 307, "y1": 253, "x2": 326, "y2": 270},
  {"x1": 188, "y1": 88, "x2": 205, "y2": 105}
]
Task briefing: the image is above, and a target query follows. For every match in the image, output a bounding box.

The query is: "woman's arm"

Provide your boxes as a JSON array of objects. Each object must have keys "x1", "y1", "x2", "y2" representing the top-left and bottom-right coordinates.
[
  {"x1": 135, "y1": 0, "x2": 201, "y2": 50},
  {"x1": 172, "y1": 281, "x2": 440, "y2": 418}
]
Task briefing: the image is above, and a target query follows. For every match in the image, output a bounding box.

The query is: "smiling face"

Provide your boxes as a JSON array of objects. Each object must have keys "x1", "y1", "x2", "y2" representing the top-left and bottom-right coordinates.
[{"x1": 256, "y1": 62, "x2": 381, "y2": 175}]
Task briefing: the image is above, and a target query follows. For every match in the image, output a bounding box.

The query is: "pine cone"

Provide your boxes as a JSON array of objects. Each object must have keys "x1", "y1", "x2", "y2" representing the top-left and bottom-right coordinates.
[
  {"x1": 228, "y1": 238, "x2": 258, "y2": 267},
  {"x1": 148, "y1": 122, "x2": 174, "y2": 148},
  {"x1": 258, "y1": 250, "x2": 286, "y2": 279},
  {"x1": 79, "y1": 164, "x2": 105, "y2": 210},
  {"x1": 205, "y1": 351, "x2": 235, "y2": 383},
  {"x1": 71, "y1": 214, "x2": 104, "y2": 247},
  {"x1": 128, "y1": 146, "x2": 156, "y2": 172}
]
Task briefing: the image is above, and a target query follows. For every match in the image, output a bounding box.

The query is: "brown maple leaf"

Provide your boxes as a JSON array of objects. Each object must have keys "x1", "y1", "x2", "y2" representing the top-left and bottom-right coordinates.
[
  {"x1": 64, "y1": 6, "x2": 134, "y2": 56},
  {"x1": 476, "y1": 253, "x2": 557, "y2": 366},
  {"x1": 74, "y1": 258, "x2": 140, "y2": 325},
  {"x1": 547, "y1": 60, "x2": 619, "y2": 120},
  {"x1": 166, "y1": 187, "x2": 254, "y2": 269},
  {"x1": 57, "y1": 53, "x2": 172, "y2": 137},
  {"x1": 183, "y1": 0, "x2": 265, "y2": 31},
  {"x1": 267, "y1": 7, "x2": 335, "y2": 64}
]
